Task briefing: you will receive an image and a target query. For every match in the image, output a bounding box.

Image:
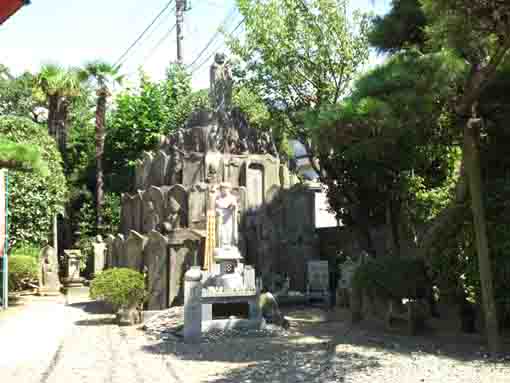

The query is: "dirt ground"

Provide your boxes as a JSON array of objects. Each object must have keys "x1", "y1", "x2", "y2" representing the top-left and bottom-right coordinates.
[{"x1": 1, "y1": 292, "x2": 509, "y2": 383}]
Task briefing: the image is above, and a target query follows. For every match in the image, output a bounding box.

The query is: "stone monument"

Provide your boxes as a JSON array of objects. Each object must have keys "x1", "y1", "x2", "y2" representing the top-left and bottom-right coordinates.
[
  {"x1": 112, "y1": 52, "x2": 322, "y2": 312},
  {"x1": 64, "y1": 249, "x2": 84, "y2": 287},
  {"x1": 92, "y1": 235, "x2": 107, "y2": 276},
  {"x1": 38, "y1": 245, "x2": 61, "y2": 295}
]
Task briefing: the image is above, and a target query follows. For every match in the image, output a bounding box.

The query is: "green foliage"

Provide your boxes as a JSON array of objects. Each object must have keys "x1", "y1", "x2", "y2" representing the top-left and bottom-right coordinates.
[
  {"x1": 34, "y1": 64, "x2": 81, "y2": 100},
  {"x1": 228, "y1": 0, "x2": 370, "y2": 148},
  {"x1": 10, "y1": 244, "x2": 41, "y2": 260},
  {"x1": 78, "y1": 60, "x2": 124, "y2": 90},
  {"x1": 105, "y1": 65, "x2": 205, "y2": 192},
  {"x1": 311, "y1": 50, "x2": 464, "y2": 231},
  {"x1": 352, "y1": 256, "x2": 430, "y2": 300},
  {"x1": 368, "y1": 0, "x2": 426, "y2": 53},
  {"x1": 8, "y1": 255, "x2": 39, "y2": 291},
  {"x1": 421, "y1": 0, "x2": 510, "y2": 63},
  {"x1": 76, "y1": 192, "x2": 120, "y2": 270},
  {"x1": 0, "y1": 116, "x2": 68, "y2": 248},
  {"x1": 0, "y1": 70, "x2": 38, "y2": 118},
  {"x1": 90, "y1": 268, "x2": 146, "y2": 309},
  {"x1": 0, "y1": 139, "x2": 48, "y2": 175},
  {"x1": 233, "y1": 86, "x2": 270, "y2": 129}
]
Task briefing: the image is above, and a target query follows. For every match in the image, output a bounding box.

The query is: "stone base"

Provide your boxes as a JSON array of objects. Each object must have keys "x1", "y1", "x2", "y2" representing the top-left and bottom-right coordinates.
[
  {"x1": 117, "y1": 306, "x2": 142, "y2": 326},
  {"x1": 63, "y1": 277, "x2": 85, "y2": 287},
  {"x1": 202, "y1": 318, "x2": 264, "y2": 332},
  {"x1": 142, "y1": 310, "x2": 165, "y2": 323},
  {"x1": 36, "y1": 287, "x2": 61, "y2": 296}
]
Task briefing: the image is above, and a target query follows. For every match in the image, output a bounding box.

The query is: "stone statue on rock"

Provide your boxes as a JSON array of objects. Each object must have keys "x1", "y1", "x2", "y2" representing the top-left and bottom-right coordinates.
[{"x1": 210, "y1": 52, "x2": 233, "y2": 115}]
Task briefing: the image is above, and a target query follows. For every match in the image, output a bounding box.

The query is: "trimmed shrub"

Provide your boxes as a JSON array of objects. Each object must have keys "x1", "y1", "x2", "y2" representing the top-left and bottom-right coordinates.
[
  {"x1": 0, "y1": 116, "x2": 67, "y2": 248},
  {"x1": 352, "y1": 256, "x2": 430, "y2": 300},
  {"x1": 90, "y1": 268, "x2": 146, "y2": 310},
  {"x1": 10, "y1": 244, "x2": 40, "y2": 260},
  {"x1": 8, "y1": 255, "x2": 39, "y2": 291}
]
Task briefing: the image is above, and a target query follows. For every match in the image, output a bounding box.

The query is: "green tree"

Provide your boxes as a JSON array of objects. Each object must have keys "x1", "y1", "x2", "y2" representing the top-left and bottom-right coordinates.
[
  {"x1": 78, "y1": 61, "x2": 123, "y2": 230},
  {"x1": 105, "y1": 65, "x2": 208, "y2": 192},
  {"x1": 0, "y1": 139, "x2": 47, "y2": 175},
  {"x1": 0, "y1": 116, "x2": 67, "y2": 248},
  {"x1": 227, "y1": 0, "x2": 370, "y2": 170},
  {"x1": 421, "y1": 0, "x2": 510, "y2": 354},
  {"x1": 368, "y1": 0, "x2": 426, "y2": 53},
  {"x1": 311, "y1": 50, "x2": 463, "y2": 255},
  {"x1": 0, "y1": 69, "x2": 40, "y2": 120},
  {"x1": 34, "y1": 64, "x2": 81, "y2": 156}
]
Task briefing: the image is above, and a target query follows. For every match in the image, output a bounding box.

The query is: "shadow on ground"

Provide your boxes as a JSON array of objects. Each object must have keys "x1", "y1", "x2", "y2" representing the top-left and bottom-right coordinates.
[
  {"x1": 75, "y1": 317, "x2": 116, "y2": 326},
  {"x1": 69, "y1": 300, "x2": 113, "y2": 315},
  {"x1": 144, "y1": 335, "x2": 381, "y2": 382}
]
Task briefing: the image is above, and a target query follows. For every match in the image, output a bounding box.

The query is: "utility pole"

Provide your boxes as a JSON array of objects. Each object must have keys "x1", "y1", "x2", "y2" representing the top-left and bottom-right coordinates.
[{"x1": 176, "y1": 0, "x2": 187, "y2": 64}]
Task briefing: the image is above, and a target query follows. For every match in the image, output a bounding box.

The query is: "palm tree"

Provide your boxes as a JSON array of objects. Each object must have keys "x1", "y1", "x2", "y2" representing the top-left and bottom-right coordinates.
[
  {"x1": 78, "y1": 61, "x2": 123, "y2": 230},
  {"x1": 35, "y1": 64, "x2": 81, "y2": 156}
]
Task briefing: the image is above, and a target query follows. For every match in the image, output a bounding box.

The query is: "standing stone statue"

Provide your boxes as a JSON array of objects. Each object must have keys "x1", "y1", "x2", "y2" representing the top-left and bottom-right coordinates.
[
  {"x1": 215, "y1": 182, "x2": 239, "y2": 248},
  {"x1": 92, "y1": 235, "x2": 107, "y2": 275},
  {"x1": 38, "y1": 245, "x2": 61, "y2": 295},
  {"x1": 161, "y1": 197, "x2": 182, "y2": 233},
  {"x1": 210, "y1": 52, "x2": 233, "y2": 114},
  {"x1": 143, "y1": 201, "x2": 159, "y2": 233}
]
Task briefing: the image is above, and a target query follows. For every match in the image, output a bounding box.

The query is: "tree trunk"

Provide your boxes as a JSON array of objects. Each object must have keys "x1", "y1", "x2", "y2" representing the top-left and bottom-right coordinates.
[
  {"x1": 464, "y1": 115, "x2": 501, "y2": 354},
  {"x1": 95, "y1": 93, "x2": 107, "y2": 231},
  {"x1": 387, "y1": 197, "x2": 401, "y2": 257},
  {"x1": 47, "y1": 95, "x2": 59, "y2": 142}
]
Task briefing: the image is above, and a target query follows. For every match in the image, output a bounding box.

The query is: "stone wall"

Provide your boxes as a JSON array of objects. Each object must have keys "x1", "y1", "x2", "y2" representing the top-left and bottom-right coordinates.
[{"x1": 108, "y1": 228, "x2": 203, "y2": 309}]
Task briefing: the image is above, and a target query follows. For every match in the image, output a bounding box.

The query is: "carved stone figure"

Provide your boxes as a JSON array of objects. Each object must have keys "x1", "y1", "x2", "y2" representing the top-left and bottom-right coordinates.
[
  {"x1": 215, "y1": 182, "x2": 239, "y2": 248},
  {"x1": 39, "y1": 245, "x2": 61, "y2": 294},
  {"x1": 92, "y1": 234, "x2": 107, "y2": 275},
  {"x1": 161, "y1": 197, "x2": 182, "y2": 233},
  {"x1": 143, "y1": 201, "x2": 159, "y2": 233},
  {"x1": 208, "y1": 120, "x2": 220, "y2": 152},
  {"x1": 170, "y1": 128, "x2": 185, "y2": 151},
  {"x1": 210, "y1": 52, "x2": 233, "y2": 114},
  {"x1": 239, "y1": 137, "x2": 249, "y2": 154}
]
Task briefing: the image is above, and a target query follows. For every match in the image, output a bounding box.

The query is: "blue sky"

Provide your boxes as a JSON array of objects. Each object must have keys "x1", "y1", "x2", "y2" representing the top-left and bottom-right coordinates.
[{"x1": 0, "y1": 0, "x2": 389, "y2": 90}]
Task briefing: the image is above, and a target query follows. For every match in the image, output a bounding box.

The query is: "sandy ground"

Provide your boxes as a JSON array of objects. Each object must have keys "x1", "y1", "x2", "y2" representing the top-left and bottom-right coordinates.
[{"x1": 0, "y1": 290, "x2": 509, "y2": 383}]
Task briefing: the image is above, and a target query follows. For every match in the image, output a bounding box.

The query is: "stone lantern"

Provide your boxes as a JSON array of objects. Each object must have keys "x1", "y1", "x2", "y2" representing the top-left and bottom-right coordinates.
[{"x1": 213, "y1": 247, "x2": 243, "y2": 289}]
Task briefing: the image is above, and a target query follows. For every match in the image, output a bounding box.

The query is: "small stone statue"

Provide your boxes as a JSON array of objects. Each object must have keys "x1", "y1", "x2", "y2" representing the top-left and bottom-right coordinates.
[
  {"x1": 143, "y1": 201, "x2": 159, "y2": 233},
  {"x1": 39, "y1": 245, "x2": 61, "y2": 295},
  {"x1": 170, "y1": 128, "x2": 185, "y2": 151},
  {"x1": 206, "y1": 163, "x2": 218, "y2": 184},
  {"x1": 92, "y1": 235, "x2": 107, "y2": 275},
  {"x1": 215, "y1": 182, "x2": 239, "y2": 248},
  {"x1": 239, "y1": 137, "x2": 249, "y2": 154},
  {"x1": 161, "y1": 197, "x2": 183, "y2": 233}
]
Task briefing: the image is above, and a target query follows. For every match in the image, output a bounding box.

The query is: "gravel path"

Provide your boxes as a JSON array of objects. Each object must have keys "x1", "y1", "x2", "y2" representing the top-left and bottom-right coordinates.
[
  {"x1": 0, "y1": 289, "x2": 185, "y2": 383},
  {"x1": 1, "y1": 291, "x2": 509, "y2": 383}
]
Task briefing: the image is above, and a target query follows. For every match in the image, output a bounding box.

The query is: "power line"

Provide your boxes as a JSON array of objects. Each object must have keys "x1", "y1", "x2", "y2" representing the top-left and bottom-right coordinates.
[
  {"x1": 114, "y1": 0, "x2": 176, "y2": 68},
  {"x1": 190, "y1": 17, "x2": 245, "y2": 75},
  {"x1": 187, "y1": 7, "x2": 237, "y2": 69},
  {"x1": 142, "y1": 23, "x2": 177, "y2": 65}
]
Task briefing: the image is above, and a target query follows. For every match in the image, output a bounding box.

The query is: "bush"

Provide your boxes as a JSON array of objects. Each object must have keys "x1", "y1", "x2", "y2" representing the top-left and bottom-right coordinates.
[
  {"x1": 90, "y1": 268, "x2": 146, "y2": 310},
  {"x1": 10, "y1": 244, "x2": 40, "y2": 260},
  {"x1": 0, "y1": 116, "x2": 67, "y2": 248},
  {"x1": 8, "y1": 255, "x2": 39, "y2": 291},
  {"x1": 352, "y1": 256, "x2": 430, "y2": 300}
]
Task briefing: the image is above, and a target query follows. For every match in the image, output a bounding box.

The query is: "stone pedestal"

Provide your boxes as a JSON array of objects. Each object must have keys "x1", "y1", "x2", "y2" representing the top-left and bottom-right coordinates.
[
  {"x1": 184, "y1": 266, "x2": 203, "y2": 343},
  {"x1": 64, "y1": 250, "x2": 84, "y2": 287}
]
